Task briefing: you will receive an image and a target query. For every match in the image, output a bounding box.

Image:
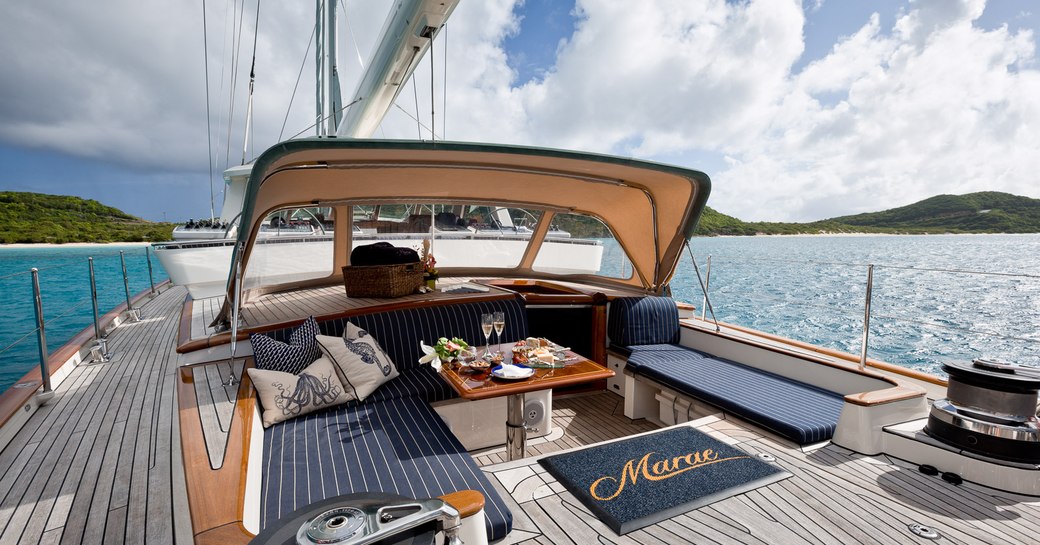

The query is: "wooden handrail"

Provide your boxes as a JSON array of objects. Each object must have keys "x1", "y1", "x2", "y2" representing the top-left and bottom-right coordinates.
[{"x1": 682, "y1": 318, "x2": 947, "y2": 386}]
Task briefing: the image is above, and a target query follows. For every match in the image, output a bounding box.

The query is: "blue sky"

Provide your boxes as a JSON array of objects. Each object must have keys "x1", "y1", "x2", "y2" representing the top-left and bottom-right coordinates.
[{"x1": 0, "y1": 0, "x2": 1037, "y2": 223}]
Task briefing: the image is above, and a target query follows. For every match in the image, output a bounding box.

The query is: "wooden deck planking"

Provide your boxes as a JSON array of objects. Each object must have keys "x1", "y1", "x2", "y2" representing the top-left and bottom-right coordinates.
[
  {"x1": 484, "y1": 392, "x2": 1040, "y2": 545},
  {"x1": 65, "y1": 289, "x2": 182, "y2": 545},
  {"x1": 193, "y1": 360, "x2": 242, "y2": 468},
  {"x1": 474, "y1": 392, "x2": 658, "y2": 467},
  {"x1": 0, "y1": 286, "x2": 190, "y2": 545}
]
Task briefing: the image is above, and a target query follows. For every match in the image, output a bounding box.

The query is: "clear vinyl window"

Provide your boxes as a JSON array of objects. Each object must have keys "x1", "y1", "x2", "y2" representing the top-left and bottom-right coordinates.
[
  {"x1": 352, "y1": 204, "x2": 544, "y2": 269},
  {"x1": 244, "y1": 206, "x2": 335, "y2": 290},
  {"x1": 533, "y1": 212, "x2": 630, "y2": 278}
]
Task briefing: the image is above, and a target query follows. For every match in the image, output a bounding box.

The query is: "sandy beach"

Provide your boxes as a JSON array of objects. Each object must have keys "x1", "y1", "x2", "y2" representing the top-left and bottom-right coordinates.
[{"x1": 0, "y1": 242, "x2": 154, "y2": 249}]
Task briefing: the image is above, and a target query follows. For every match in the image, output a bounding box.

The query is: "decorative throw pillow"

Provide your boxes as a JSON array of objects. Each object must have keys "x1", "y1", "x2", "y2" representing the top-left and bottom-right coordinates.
[
  {"x1": 250, "y1": 316, "x2": 322, "y2": 374},
  {"x1": 316, "y1": 323, "x2": 399, "y2": 401},
  {"x1": 247, "y1": 356, "x2": 350, "y2": 428}
]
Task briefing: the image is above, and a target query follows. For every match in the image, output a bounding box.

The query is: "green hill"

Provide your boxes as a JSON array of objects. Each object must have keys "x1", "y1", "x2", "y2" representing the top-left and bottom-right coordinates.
[
  {"x1": 826, "y1": 192, "x2": 1040, "y2": 233},
  {"x1": 2, "y1": 190, "x2": 1035, "y2": 244},
  {"x1": 694, "y1": 192, "x2": 1040, "y2": 236},
  {"x1": 0, "y1": 192, "x2": 174, "y2": 243}
]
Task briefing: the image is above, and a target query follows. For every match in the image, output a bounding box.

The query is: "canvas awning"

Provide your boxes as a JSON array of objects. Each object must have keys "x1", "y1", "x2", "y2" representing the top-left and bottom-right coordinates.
[{"x1": 216, "y1": 139, "x2": 710, "y2": 322}]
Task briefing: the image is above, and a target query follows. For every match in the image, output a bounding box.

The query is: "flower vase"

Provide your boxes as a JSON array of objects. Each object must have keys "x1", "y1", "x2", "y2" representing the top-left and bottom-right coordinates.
[{"x1": 425, "y1": 277, "x2": 437, "y2": 290}]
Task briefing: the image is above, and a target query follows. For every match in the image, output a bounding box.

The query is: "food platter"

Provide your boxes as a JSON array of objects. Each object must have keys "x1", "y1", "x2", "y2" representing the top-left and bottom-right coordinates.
[{"x1": 511, "y1": 337, "x2": 572, "y2": 368}]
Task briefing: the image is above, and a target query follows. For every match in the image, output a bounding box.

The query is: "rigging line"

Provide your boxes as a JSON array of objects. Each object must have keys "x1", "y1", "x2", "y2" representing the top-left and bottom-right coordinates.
[
  {"x1": 442, "y1": 23, "x2": 447, "y2": 140},
  {"x1": 429, "y1": 27, "x2": 435, "y2": 142},
  {"x1": 870, "y1": 313, "x2": 1039, "y2": 344},
  {"x1": 42, "y1": 298, "x2": 92, "y2": 327},
  {"x1": 689, "y1": 253, "x2": 1040, "y2": 280},
  {"x1": 697, "y1": 254, "x2": 877, "y2": 269},
  {"x1": 202, "y1": 0, "x2": 216, "y2": 221},
  {"x1": 0, "y1": 328, "x2": 41, "y2": 359},
  {"x1": 241, "y1": 0, "x2": 262, "y2": 165},
  {"x1": 392, "y1": 103, "x2": 440, "y2": 140},
  {"x1": 0, "y1": 269, "x2": 32, "y2": 281},
  {"x1": 872, "y1": 263, "x2": 1040, "y2": 279},
  {"x1": 684, "y1": 240, "x2": 720, "y2": 332},
  {"x1": 223, "y1": 0, "x2": 247, "y2": 170},
  {"x1": 412, "y1": 73, "x2": 422, "y2": 139},
  {"x1": 731, "y1": 289, "x2": 860, "y2": 315},
  {"x1": 340, "y1": 0, "x2": 365, "y2": 69},
  {"x1": 279, "y1": 21, "x2": 317, "y2": 141},
  {"x1": 280, "y1": 97, "x2": 362, "y2": 147},
  {"x1": 212, "y1": 0, "x2": 233, "y2": 173}
]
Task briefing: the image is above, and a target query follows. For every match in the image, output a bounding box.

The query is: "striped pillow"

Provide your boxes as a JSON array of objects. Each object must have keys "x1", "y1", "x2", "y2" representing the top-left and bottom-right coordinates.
[
  {"x1": 607, "y1": 297, "x2": 680, "y2": 346},
  {"x1": 250, "y1": 316, "x2": 322, "y2": 374}
]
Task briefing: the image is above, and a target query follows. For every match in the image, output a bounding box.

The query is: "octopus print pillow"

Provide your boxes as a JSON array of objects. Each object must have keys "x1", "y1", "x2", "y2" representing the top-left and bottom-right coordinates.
[
  {"x1": 316, "y1": 325, "x2": 399, "y2": 402},
  {"x1": 247, "y1": 356, "x2": 350, "y2": 428}
]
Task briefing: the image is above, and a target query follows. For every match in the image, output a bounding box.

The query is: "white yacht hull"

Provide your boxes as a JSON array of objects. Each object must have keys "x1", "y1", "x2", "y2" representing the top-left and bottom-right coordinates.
[{"x1": 154, "y1": 236, "x2": 604, "y2": 299}]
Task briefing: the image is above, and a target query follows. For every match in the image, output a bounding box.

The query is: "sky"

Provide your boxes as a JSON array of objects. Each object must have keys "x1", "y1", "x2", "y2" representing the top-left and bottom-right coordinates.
[{"x1": 0, "y1": 0, "x2": 1037, "y2": 223}]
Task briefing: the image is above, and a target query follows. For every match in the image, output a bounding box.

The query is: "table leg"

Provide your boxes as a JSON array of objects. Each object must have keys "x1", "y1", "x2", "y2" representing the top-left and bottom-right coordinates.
[{"x1": 506, "y1": 392, "x2": 527, "y2": 461}]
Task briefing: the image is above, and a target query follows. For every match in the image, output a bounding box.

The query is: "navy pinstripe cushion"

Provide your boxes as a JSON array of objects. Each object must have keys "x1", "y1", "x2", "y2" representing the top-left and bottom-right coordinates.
[
  {"x1": 607, "y1": 297, "x2": 680, "y2": 346},
  {"x1": 251, "y1": 316, "x2": 322, "y2": 374},
  {"x1": 261, "y1": 396, "x2": 512, "y2": 541},
  {"x1": 323, "y1": 299, "x2": 529, "y2": 373},
  {"x1": 628, "y1": 344, "x2": 844, "y2": 444},
  {"x1": 365, "y1": 365, "x2": 458, "y2": 404}
]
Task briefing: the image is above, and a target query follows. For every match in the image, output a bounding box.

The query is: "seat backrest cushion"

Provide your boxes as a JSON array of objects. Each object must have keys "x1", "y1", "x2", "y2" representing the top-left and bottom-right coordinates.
[
  {"x1": 607, "y1": 296, "x2": 680, "y2": 347},
  {"x1": 261, "y1": 297, "x2": 528, "y2": 373}
]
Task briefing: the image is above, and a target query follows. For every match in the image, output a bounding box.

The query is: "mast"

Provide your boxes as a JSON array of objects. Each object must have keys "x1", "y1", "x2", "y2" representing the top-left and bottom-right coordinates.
[
  {"x1": 316, "y1": 0, "x2": 342, "y2": 136},
  {"x1": 338, "y1": 0, "x2": 459, "y2": 138}
]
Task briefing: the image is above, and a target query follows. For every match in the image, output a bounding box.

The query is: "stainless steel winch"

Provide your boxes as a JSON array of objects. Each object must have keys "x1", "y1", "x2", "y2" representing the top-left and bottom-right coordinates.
[
  {"x1": 925, "y1": 359, "x2": 1040, "y2": 464},
  {"x1": 248, "y1": 492, "x2": 462, "y2": 545}
]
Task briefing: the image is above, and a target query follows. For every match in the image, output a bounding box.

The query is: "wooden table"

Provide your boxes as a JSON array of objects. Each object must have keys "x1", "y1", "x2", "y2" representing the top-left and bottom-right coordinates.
[{"x1": 438, "y1": 349, "x2": 614, "y2": 460}]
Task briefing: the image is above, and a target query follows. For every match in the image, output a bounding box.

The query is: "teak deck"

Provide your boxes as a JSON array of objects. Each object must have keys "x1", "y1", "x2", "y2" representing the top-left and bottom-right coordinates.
[
  {"x1": 2, "y1": 285, "x2": 1038, "y2": 545},
  {"x1": 0, "y1": 285, "x2": 191, "y2": 545},
  {"x1": 481, "y1": 393, "x2": 1040, "y2": 545}
]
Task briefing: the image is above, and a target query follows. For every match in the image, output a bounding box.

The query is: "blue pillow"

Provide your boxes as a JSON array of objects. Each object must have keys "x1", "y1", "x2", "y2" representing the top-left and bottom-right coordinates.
[
  {"x1": 250, "y1": 316, "x2": 322, "y2": 374},
  {"x1": 607, "y1": 297, "x2": 680, "y2": 346}
]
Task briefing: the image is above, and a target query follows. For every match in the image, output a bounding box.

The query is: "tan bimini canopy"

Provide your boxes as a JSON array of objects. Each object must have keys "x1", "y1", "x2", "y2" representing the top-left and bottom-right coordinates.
[{"x1": 221, "y1": 139, "x2": 710, "y2": 314}]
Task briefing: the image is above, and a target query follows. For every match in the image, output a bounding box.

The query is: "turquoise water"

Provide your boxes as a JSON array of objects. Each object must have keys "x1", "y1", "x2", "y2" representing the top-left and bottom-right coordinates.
[
  {"x1": 0, "y1": 245, "x2": 167, "y2": 391},
  {"x1": 0, "y1": 235, "x2": 1036, "y2": 393},
  {"x1": 669, "y1": 234, "x2": 1040, "y2": 377}
]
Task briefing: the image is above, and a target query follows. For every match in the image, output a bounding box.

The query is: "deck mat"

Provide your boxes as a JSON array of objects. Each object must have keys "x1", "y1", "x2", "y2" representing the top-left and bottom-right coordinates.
[{"x1": 538, "y1": 426, "x2": 791, "y2": 534}]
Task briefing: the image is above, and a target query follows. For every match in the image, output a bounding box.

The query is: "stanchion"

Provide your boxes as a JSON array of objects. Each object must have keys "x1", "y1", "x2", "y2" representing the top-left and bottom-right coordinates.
[
  {"x1": 31, "y1": 268, "x2": 54, "y2": 403},
  {"x1": 88, "y1": 257, "x2": 110, "y2": 362},
  {"x1": 859, "y1": 264, "x2": 874, "y2": 371},
  {"x1": 145, "y1": 246, "x2": 156, "y2": 295},
  {"x1": 119, "y1": 251, "x2": 140, "y2": 321}
]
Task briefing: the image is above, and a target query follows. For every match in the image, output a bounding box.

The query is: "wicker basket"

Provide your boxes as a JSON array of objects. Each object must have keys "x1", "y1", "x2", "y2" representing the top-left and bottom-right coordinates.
[{"x1": 342, "y1": 262, "x2": 424, "y2": 298}]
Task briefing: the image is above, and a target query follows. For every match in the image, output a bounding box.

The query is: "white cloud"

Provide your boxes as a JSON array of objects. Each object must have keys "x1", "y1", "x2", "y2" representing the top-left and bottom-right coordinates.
[
  {"x1": 712, "y1": 0, "x2": 1040, "y2": 220},
  {"x1": 0, "y1": 1, "x2": 393, "y2": 172},
  {"x1": 0, "y1": 0, "x2": 1037, "y2": 222}
]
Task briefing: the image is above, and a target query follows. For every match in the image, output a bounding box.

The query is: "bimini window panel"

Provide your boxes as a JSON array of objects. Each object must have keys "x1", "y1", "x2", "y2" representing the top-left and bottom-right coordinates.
[{"x1": 240, "y1": 202, "x2": 635, "y2": 295}]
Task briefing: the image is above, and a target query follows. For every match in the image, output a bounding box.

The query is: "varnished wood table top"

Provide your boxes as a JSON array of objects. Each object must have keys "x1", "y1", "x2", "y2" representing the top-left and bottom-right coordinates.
[{"x1": 437, "y1": 349, "x2": 614, "y2": 401}]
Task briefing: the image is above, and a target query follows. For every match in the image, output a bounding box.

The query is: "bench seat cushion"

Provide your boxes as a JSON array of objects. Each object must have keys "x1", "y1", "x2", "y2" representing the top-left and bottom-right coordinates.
[
  {"x1": 627, "y1": 344, "x2": 844, "y2": 444},
  {"x1": 261, "y1": 395, "x2": 512, "y2": 541},
  {"x1": 365, "y1": 364, "x2": 459, "y2": 404}
]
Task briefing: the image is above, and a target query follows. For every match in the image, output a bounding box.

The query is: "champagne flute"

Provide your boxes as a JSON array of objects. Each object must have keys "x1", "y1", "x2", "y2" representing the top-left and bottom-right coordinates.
[
  {"x1": 493, "y1": 311, "x2": 505, "y2": 354},
  {"x1": 481, "y1": 313, "x2": 494, "y2": 357}
]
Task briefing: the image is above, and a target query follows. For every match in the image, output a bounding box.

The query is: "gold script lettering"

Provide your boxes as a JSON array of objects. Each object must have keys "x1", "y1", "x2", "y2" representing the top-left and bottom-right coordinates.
[{"x1": 589, "y1": 449, "x2": 747, "y2": 501}]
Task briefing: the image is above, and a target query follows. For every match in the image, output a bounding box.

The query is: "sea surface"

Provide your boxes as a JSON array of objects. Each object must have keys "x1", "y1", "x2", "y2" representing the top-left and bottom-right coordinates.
[
  {"x1": 667, "y1": 234, "x2": 1040, "y2": 377},
  {"x1": 0, "y1": 245, "x2": 167, "y2": 391},
  {"x1": 0, "y1": 235, "x2": 1036, "y2": 393}
]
